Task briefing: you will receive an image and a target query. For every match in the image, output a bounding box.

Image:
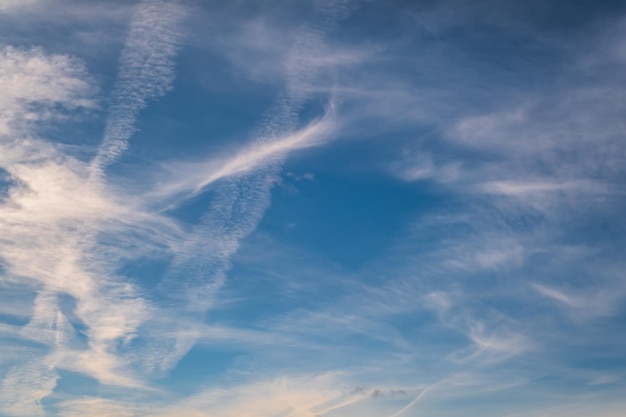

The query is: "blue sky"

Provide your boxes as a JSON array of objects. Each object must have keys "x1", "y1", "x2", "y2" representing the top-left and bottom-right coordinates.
[{"x1": 0, "y1": 0, "x2": 625, "y2": 416}]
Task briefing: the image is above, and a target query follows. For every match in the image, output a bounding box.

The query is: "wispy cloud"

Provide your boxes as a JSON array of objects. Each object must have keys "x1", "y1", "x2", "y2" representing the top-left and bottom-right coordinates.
[
  {"x1": 0, "y1": 1, "x2": 188, "y2": 413},
  {"x1": 0, "y1": 0, "x2": 44, "y2": 12},
  {"x1": 147, "y1": 0, "x2": 349, "y2": 373},
  {"x1": 149, "y1": 106, "x2": 337, "y2": 203},
  {"x1": 532, "y1": 283, "x2": 626, "y2": 319},
  {"x1": 1, "y1": 0, "x2": 625, "y2": 416},
  {"x1": 0, "y1": 45, "x2": 95, "y2": 137},
  {"x1": 0, "y1": 45, "x2": 96, "y2": 413},
  {"x1": 91, "y1": 0, "x2": 186, "y2": 175}
]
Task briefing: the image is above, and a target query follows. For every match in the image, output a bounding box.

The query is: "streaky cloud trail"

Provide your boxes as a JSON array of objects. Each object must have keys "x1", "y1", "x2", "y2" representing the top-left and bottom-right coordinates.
[
  {"x1": 387, "y1": 384, "x2": 435, "y2": 417},
  {"x1": 91, "y1": 0, "x2": 186, "y2": 177},
  {"x1": 171, "y1": 0, "x2": 349, "y2": 306},
  {"x1": 148, "y1": 0, "x2": 350, "y2": 374}
]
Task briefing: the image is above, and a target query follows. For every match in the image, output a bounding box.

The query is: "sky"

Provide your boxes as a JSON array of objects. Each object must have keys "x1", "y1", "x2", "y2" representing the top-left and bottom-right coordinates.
[{"x1": 0, "y1": 0, "x2": 625, "y2": 416}]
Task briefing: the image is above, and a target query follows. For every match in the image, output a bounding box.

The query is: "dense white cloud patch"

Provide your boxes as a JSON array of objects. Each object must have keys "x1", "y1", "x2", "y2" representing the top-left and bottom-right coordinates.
[{"x1": 0, "y1": 46, "x2": 94, "y2": 137}]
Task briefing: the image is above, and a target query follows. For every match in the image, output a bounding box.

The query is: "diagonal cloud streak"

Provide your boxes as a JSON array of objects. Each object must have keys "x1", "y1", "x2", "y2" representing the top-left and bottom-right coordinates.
[
  {"x1": 91, "y1": 0, "x2": 185, "y2": 177},
  {"x1": 147, "y1": 0, "x2": 349, "y2": 373}
]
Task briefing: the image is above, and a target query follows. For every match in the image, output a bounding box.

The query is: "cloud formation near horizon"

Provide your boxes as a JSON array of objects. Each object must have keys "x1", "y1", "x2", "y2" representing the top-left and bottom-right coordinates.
[{"x1": 0, "y1": 0, "x2": 625, "y2": 416}]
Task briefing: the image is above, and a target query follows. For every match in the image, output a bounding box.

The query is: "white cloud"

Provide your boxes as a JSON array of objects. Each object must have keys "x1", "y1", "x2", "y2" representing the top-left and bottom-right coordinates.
[
  {"x1": 532, "y1": 283, "x2": 626, "y2": 319},
  {"x1": 55, "y1": 374, "x2": 368, "y2": 417},
  {"x1": 144, "y1": 0, "x2": 347, "y2": 374},
  {"x1": 477, "y1": 180, "x2": 609, "y2": 197},
  {"x1": 0, "y1": 359, "x2": 59, "y2": 417},
  {"x1": 91, "y1": 0, "x2": 186, "y2": 174},
  {"x1": 0, "y1": 0, "x2": 44, "y2": 12},
  {"x1": 0, "y1": 46, "x2": 95, "y2": 138},
  {"x1": 149, "y1": 105, "x2": 337, "y2": 203},
  {"x1": 192, "y1": 108, "x2": 335, "y2": 194},
  {"x1": 1, "y1": 1, "x2": 623, "y2": 416},
  {"x1": 0, "y1": 5, "x2": 187, "y2": 411}
]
